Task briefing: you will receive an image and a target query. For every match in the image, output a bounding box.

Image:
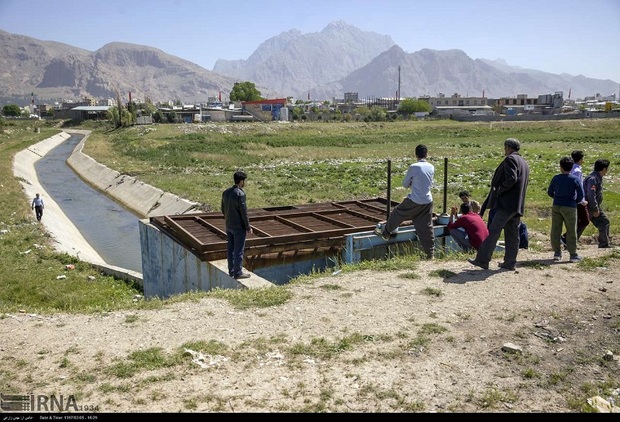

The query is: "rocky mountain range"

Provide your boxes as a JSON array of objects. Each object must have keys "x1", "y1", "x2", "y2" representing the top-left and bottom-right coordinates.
[{"x1": 1, "y1": 22, "x2": 617, "y2": 105}]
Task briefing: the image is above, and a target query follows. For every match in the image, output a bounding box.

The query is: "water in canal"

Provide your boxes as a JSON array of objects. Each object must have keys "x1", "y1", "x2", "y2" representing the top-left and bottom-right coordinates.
[{"x1": 34, "y1": 134, "x2": 143, "y2": 272}]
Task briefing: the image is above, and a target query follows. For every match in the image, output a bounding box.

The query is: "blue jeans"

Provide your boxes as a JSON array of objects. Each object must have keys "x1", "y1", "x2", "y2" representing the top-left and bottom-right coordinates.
[
  {"x1": 226, "y1": 228, "x2": 247, "y2": 277},
  {"x1": 450, "y1": 228, "x2": 473, "y2": 252}
]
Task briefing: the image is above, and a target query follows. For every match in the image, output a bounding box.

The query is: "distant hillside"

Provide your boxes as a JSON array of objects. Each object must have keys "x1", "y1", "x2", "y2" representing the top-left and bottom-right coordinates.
[
  {"x1": 213, "y1": 20, "x2": 396, "y2": 99},
  {"x1": 0, "y1": 29, "x2": 274, "y2": 104},
  {"x1": 1, "y1": 24, "x2": 617, "y2": 105},
  {"x1": 312, "y1": 46, "x2": 570, "y2": 99},
  {"x1": 213, "y1": 21, "x2": 619, "y2": 101}
]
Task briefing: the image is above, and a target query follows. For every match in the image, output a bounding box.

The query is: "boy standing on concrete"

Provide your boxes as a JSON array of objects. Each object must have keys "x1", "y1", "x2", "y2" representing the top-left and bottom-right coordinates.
[
  {"x1": 221, "y1": 171, "x2": 253, "y2": 279},
  {"x1": 374, "y1": 144, "x2": 435, "y2": 260}
]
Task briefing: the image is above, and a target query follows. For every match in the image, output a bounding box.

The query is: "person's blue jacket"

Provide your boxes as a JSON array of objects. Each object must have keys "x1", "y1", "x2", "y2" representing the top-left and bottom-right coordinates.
[{"x1": 547, "y1": 173, "x2": 584, "y2": 207}]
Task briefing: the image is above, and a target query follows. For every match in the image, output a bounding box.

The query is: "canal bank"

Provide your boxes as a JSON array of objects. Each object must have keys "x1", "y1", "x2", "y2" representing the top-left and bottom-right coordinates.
[
  {"x1": 14, "y1": 129, "x2": 268, "y2": 293},
  {"x1": 13, "y1": 130, "x2": 144, "y2": 284}
]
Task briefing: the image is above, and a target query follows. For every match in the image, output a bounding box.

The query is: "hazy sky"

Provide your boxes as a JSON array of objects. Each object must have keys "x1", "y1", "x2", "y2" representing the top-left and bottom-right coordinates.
[{"x1": 1, "y1": 0, "x2": 619, "y2": 85}]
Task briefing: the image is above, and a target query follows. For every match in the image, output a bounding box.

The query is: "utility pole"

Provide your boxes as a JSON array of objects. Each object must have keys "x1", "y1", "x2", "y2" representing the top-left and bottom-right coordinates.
[{"x1": 398, "y1": 66, "x2": 401, "y2": 100}]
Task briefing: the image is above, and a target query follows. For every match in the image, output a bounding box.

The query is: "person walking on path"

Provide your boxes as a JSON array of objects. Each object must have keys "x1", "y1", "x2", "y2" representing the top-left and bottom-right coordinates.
[
  {"x1": 31, "y1": 193, "x2": 44, "y2": 222},
  {"x1": 547, "y1": 156, "x2": 586, "y2": 263},
  {"x1": 221, "y1": 170, "x2": 253, "y2": 279},
  {"x1": 374, "y1": 144, "x2": 436, "y2": 260},
  {"x1": 469, "y1": 138, "x2": 529, "y2": 271},
  {"x1": 561, "y1": 150, "x2": 589, "y2": 245},
  {"x1": 447, "y1": 201, "x2": 489, "y2": 252},
  {"x1": 584, "y1": 159, "x2": 612, "y2": 249}
]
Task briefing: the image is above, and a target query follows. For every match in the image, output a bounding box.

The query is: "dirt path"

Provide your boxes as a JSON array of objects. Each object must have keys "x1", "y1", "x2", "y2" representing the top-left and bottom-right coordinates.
[{"x1": 2, "y1": 242, "x2": 619, "y2": 413}]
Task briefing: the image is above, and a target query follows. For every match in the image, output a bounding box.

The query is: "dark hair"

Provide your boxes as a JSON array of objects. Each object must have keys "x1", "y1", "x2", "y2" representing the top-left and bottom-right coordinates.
[
  {"x1": 559, "y1": 156, "x2": 574, "y2": 172},
  {"x1": 504, "y1": 138, "x2": 521, "y2": 151},
  {"x1": 458, "y1": 190, "x2": 469, "y2": 199},
  {"x1": 594, "y1": 159, "x2": 610, "y2": 172},
  {"x1": 415, "y1": 144, "x2": 428, "y2": 158},
  {"x1": 233, "y1": 170, "x2": 247, "y2": 184},
  {"x1": 459, "y1": 202, "x2": 471, "y2": 214},
  {"x1": 571, "y1": 150, "x2": 584, "y2": 163}
]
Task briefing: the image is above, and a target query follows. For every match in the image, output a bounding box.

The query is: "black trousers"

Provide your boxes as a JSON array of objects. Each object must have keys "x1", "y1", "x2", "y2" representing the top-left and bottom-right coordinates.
[{"x1": 34, "y1": 206, "x2": 43, "y2": 221}]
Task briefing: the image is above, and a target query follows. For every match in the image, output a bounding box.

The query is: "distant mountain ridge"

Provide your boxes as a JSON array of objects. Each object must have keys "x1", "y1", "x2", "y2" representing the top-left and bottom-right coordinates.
[
  {"x1": 0, "y1": 23, "x2": 617, "y2": 105},
  {"x1": 213, "y1": 21, "x2": 396, "y2": 99},
  {"x1": 0, "y1": 29, "x2": 275, "y2": 104}
]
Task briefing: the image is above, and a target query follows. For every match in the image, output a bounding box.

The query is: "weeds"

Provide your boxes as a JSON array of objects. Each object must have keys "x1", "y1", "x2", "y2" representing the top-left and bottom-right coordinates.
[
  {"x1": 2, "y1": 119, "x2": 620, "y2": 413},
  {"x1": 421, "y1": 287, "x2": 443, "y2": 297}
]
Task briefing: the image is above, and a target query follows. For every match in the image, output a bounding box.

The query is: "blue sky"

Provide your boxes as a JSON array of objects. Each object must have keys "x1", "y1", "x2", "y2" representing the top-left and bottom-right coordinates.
[{"x1": 1, "y1": 0, "x2": 619, "y2": 86}]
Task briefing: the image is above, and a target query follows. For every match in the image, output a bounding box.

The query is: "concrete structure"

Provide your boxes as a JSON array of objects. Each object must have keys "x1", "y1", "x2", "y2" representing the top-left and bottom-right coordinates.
[
  {"x1": 139, "y1": 221, "x2": 273, "y2": 298},
  {"x1": 139, "y1": 215, "x2": 457, "y2": 299},
  {"x1": 66, "y1": 137, "x2": 202, "y2": 218}
]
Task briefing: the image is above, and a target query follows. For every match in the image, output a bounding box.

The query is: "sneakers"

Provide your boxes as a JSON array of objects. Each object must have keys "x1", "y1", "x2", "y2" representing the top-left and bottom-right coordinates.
[
  {"x1": 467, "y1": 258, "x2": 489, "y2": 270},
  {"x1": 553, "y1": 253, "x2": 562, "y2": 261},
  {"x1": 234, "y1": 272, "x2": 251, "y2": 279},
  {"x1": 569, "y1": 255, "x2": 582, "y2": 263},
  {"x1": 374, "y1": 223, "x2": 391, "y2": 241}
]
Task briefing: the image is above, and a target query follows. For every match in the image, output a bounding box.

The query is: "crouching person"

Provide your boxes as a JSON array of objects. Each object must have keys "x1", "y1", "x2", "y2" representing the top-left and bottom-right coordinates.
[{"x1": 447, "y1": 202, "x2": 489, "y2": 252}]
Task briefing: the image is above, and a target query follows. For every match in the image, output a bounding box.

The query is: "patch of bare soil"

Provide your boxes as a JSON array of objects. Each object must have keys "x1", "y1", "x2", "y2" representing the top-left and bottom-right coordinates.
[{"x1": 2, "y1": 238, "x2": 620, "y2": 414}]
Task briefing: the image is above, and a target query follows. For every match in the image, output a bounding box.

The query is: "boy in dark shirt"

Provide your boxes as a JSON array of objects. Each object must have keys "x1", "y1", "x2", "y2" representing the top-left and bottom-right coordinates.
[
  {"x1": 547, "y1": 156, "x2": 585, "y2": 262},
  {"x1": 221, "y1": 171, "x2": 253, "y2": 279}
]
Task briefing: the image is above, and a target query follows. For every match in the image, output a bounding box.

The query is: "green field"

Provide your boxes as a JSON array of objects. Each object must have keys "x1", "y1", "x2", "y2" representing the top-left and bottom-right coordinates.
[
  {"x1": 82, "y1": 118, "x2": 620, "y2": 237},
  {"x1": 1, "y1": 117, "x2": 619, "y2": 313}
]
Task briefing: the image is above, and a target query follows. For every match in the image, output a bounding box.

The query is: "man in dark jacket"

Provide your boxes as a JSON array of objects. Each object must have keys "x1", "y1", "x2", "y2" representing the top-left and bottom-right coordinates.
[
  {"x1": 221, "y1": 171, "x2": 252, "y2": 279},
  {"x1": 469, "y1": 138, "x2": 530, "y2": 271}
]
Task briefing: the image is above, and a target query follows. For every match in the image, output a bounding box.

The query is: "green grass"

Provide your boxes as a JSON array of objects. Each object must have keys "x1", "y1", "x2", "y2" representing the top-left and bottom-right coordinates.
[
  {"x1": 82, "y1": 118, "x2": 620, "y2": 239},
  {"x1": 2, "y1": 117, "x2": 620, "y2": 315}
]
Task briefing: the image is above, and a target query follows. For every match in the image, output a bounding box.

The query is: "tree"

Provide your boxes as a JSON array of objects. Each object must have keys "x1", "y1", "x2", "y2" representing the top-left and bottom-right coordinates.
[
  {"x1": 153, "y1": 110, "x2": 165, "y2": 123},
  {"x1": 106, "y1": 106, "x2": 119, "y2": 125},
  {"x1": 292, "y1": 107, "x2": 304, "y2": 121},
  {"x1": 115, "y1": 90, "x2": 123, "y2": 128},
  {"x1": 121, "y1": 108, "x2": 135, "y2": 127},
  {"x1": 2, "y1": 104, "x2": 21, "y2": 117},
  {"x1": 368, "y1": 105, "x2": 387, "y2": 121},
  {"x1": 354, "y1": 107, "x2": 370, "y2": 121},
  {"x1": 229, "y1": 81, "x2": 262, "y2": 102},
  {"x1": 398, "y1": 98, "x2": 432, "y2": 116},
  {"x1": 127, "y1": 101, "x2": 137, "y2": 123},
  {"x1": 140, "y1": 99, "x2": 157, "y2": 115}
]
